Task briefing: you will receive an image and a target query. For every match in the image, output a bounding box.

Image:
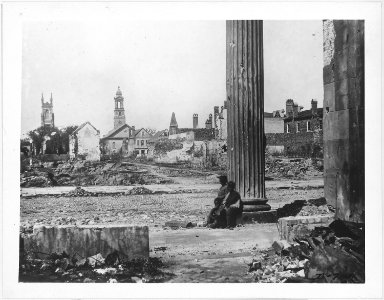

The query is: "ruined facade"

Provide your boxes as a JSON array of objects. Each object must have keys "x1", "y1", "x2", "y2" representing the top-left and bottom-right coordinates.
[
  {"x1": 41, "y1": 93, "x2": 55, "y2": 127},
  {"x1": 323, "y1": 20, "x2": 364, "y2": 223},
  {"x1": 69, "y1": 122, "x2": 100, "y2": 161}
]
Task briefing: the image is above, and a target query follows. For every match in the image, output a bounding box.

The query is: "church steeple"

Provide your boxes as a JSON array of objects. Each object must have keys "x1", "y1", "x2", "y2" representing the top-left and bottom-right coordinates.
[
  {"x1": 113, "y1": 86, "x2": 126, "y2": 129},
  {"x1": 41, "y1": 92, "x2": 54, "y2": 127}
]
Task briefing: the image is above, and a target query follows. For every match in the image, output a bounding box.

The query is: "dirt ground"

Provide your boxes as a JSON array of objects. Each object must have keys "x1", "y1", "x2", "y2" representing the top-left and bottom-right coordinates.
[{"x1": 20, "y1": 162, "x2": 325, "y2": 282}]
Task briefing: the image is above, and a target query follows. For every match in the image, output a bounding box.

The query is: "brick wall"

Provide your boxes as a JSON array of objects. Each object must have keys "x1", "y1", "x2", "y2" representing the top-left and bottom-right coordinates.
[
  {"x1": 266, "y1": 131, "x2": 323, "y2": 157},
  {"x1": 178, "y1": 128, "x2": 215, "y2": 141}
]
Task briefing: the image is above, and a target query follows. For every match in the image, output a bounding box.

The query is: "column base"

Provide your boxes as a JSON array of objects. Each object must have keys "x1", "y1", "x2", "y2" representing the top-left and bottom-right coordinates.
[{"x1": 242, "y1": 198, "x2": 270, "y2": 212}]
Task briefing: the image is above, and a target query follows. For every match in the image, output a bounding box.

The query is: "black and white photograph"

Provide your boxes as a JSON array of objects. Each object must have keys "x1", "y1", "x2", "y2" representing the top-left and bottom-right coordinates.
[{"x1": 1, "y1": 1, "x2": 383, "y2": 299}]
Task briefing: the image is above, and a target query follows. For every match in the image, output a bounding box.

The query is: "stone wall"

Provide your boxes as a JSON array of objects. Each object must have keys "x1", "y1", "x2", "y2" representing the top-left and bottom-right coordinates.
[
  {"x1": 278, "y1": 215, "x2": 335, "y2": 242},
  {"x1": 323, "y1": 20, "x2": 365, "y2": 222}
]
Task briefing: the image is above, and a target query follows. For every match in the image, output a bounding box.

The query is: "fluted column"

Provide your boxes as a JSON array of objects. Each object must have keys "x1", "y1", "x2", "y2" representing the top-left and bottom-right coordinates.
[{"x1": 226, "y1": 20, "x2": 266, "y2": 201}]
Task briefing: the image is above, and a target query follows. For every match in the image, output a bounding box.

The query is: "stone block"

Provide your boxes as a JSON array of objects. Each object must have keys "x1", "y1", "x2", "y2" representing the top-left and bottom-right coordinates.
[
  {"x1": 272, "y1": 240, "x2": 291, "y2": 254},
  {"x1": 323, "y1": 63, "x2": 335, "y2": 85},
  {"x1": 23, "y1": 225, "x2": 149, "y2": 260},
  {"x1": 323, "y1": 82, "x2": 335, "y2": 112}
]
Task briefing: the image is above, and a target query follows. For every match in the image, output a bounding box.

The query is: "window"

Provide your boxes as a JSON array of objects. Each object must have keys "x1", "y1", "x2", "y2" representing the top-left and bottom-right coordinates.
[
  {"x1": 145, "y1": 140, "x2": 147, "y2": 145},
  {"x1": 307, "y1": 121, "x2": 311, "y2": 132},
  {"x1": 137, "y1": 140, "x2": 139, "y2": 146},
  {"x1": 141, "y1": 140, "x2": 144, "y2": 146},
  {"x1": 296, "y1": 123, "x2": 299, "y2": 132},
  {"x1": 286, "y1": 124, "x2": 290, "y2": 133},
  {"x1": 142, "y1": 131, "x2": 145, "y2": 137},
  {"x1": 319, "y1": 122, "x2": 323, "y2": 130},
  {"x1": 112, "y1": 142, "x2": 116, "y2": 149}
]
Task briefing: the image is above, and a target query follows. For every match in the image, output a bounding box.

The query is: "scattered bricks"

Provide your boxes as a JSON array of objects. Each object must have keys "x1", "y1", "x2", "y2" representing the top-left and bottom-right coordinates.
[
  {"x1": 278, "y1": 215, "x2": 336, "y2": 242},
  {"x1": 23, "y1": 225, "x2": 149, "y2": 260}
]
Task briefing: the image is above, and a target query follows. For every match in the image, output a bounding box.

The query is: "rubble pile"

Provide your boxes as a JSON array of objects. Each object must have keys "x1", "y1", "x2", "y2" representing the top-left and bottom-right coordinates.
[
  {"x1": 125, "y1": 187, "x2": 153, "y2": 195},
  {"x1": 66, "y1": 187, "x2": 98, "y2": 197},
  {"x1": 20, "y1": 160, "x2": 174, "y2": 187},
  {"x1": 19, "y1": 250, "x2": 173, "y2": 283},
  {"x1": 265, "y1": 158, "x2": 323, "y2": 179},
  {"x1": 249, "y1": 220, "x2": 364, "y2": 283}
]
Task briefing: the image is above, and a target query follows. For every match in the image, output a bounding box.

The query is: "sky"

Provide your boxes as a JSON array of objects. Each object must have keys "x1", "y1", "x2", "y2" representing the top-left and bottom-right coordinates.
[{"x1": 21, "y1": 20, "x2": 323, "y2": 136}]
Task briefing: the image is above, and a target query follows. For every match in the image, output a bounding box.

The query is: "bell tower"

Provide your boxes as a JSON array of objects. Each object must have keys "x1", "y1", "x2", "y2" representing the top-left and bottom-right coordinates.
[
  {"x1": 41, "y1": 93, "x2": 55, "y2": 127},
  {"x1": 114, "y1": 86, "x2": 126, "y2": 129}
]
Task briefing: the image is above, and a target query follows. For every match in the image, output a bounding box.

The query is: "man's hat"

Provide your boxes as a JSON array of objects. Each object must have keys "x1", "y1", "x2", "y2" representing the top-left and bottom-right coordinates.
[{"x1": 217, "y1": 174, "x2": 228, "y2": 181}]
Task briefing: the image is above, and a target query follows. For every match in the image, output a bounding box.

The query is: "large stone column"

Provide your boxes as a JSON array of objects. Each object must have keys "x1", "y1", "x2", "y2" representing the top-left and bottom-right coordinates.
[
  {"x1": 323, "y1": 20, "x2": 364, "y2": 223},
  {"x1": 226, "y1": 20, "x2": 266, "y2": 203}
]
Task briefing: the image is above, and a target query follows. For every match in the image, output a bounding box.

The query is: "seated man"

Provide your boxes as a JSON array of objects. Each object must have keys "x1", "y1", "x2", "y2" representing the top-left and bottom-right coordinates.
[
  {"x1": 206, "y1": 197, "x2": 226, "y2": 228},
  {"x1": 216, "y1": 175, "x2": 228, "y2": 203},
  {"x1": 222, "y1": 181, "x2": 243, "y2": 228}
]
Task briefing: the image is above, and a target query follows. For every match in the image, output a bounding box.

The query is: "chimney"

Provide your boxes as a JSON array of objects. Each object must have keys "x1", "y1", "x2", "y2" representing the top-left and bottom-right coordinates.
[
  {"x1": 193, "y1": 113, "x2": 198, "y2": 129},
  {"x1": 293, "y1": 102, "x2": 299, "y2": 118},
  {"x1": 311, "y1": 99, "x2": 318, "y2": 115},
  {"x1": 286, "y1": 99, "x2": 294, "y2": 118}
]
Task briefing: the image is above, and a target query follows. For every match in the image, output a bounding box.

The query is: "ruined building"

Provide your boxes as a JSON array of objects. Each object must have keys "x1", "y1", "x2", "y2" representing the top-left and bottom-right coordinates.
[
  {"x1": 41, "y1": 93, "x2": 55, "y2": 127},
  {"x1": 69, "y1": 121, "x2": 101, "y2": 161},
  {"x1": 169, "y1": 112, "x2": 178, "y2": 135},
  {"x1": 134, "y1": 128, "x2": 153, "y2": 156},
  {"x1": 284, "y1": 99, "x2": 323, "y2": 133}
]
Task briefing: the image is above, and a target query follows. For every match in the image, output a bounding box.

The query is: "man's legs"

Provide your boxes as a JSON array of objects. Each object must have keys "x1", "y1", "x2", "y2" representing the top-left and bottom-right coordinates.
[{"x1": 226, "y1": 207, "x2": 241, "y2": 228}]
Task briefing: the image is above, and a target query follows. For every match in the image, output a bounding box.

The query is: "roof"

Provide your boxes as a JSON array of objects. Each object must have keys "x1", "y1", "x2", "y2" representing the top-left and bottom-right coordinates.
[
  {"x1": 72, "y1": 121, "x2": 100, "y2": 135},
  {"x1": 284, "y1": 108, "x2": 323, "y2": 121},
  {"x1": 170, "y1": 112, "x2": 178, "y2": 127},
  {"x1": 134, "y1": 128, "x2": 153, "y2": 137},
  {"x1": 102, "y1": 123, "x2": 134, "y2": 139},
  {"x1": 153, "y1": 130, "x2": 168, "y2": 139}
]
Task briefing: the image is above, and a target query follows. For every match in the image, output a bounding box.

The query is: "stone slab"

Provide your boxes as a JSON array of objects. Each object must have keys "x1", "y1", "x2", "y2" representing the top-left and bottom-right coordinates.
[
  {"x1": 241, "y1": 210, "x2": 277, "y2": 224},
  {"x1": 22, "y1": 224, "x2": 149, "y2": 260}
]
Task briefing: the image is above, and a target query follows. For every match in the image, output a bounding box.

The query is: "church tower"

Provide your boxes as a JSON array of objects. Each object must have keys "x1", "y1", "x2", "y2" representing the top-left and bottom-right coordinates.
[
  {"x1": 41, "y1": 93, "x2": 55, "y2": 127},
  {"x1": 114, "y1": 86, "x2": 126, "y2": 129},
  {"x1": 169, "y1": 112, "x2": 178, "y2": 135}
]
